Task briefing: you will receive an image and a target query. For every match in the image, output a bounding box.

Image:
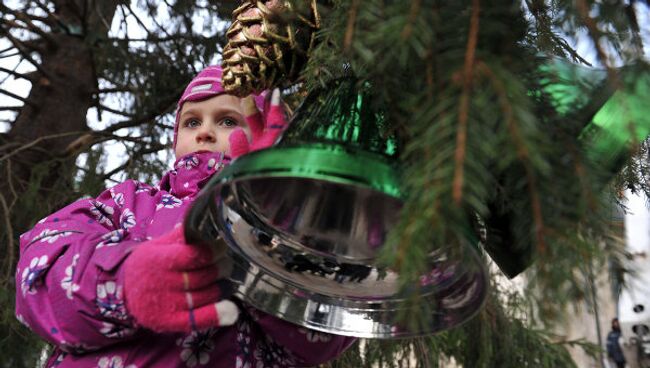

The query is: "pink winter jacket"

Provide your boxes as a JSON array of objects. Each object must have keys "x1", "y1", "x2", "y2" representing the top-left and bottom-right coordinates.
[{"x1": 15, "y1": 151, "x2": 354, "y2": 367}]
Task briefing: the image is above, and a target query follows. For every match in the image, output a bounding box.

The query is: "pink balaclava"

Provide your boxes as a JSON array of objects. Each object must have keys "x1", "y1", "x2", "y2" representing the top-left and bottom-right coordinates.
[{"x1": 173, "y1": 65, "x2": 267, "y2": 149}]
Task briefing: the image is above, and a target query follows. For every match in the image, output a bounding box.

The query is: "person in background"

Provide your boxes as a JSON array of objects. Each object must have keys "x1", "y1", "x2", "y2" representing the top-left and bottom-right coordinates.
[{"x1": 607, "y1": 317, "x2": 627, "y2": 368}]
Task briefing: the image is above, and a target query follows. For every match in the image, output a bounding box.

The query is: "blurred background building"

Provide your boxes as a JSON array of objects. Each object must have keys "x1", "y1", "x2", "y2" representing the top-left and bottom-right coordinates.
[{"x1": 556, "y1": 191, "x2": 650, "y2": 368}]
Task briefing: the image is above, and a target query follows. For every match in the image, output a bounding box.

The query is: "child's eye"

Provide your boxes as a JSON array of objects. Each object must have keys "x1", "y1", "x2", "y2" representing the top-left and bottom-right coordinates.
[
  {"x1": 184, "y1": 119, "x2": 201, "y2": 128},
  {"x1": 219, "y1": 118, "x2": 239, "y2": 128}
]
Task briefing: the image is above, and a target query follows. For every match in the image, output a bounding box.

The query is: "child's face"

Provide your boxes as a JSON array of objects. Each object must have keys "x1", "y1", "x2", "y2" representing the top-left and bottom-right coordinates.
[{"x1": 175, "y1": 94, "x2": 250, "y2": 158}]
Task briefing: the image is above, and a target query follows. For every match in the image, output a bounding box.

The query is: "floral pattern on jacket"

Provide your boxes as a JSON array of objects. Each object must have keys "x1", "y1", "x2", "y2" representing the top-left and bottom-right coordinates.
[{"x1": 16, "y1": 151, "x2": 355, "y2": 367}]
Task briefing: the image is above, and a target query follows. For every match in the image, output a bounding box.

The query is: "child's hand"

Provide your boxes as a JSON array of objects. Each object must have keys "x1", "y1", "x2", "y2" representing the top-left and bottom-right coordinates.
[
  {"x1": 229, "y1": 88, "x2": 287, "y2": 158},
  {"x1": 123, "y1": 226, "x2": 238, "y2": 333}
]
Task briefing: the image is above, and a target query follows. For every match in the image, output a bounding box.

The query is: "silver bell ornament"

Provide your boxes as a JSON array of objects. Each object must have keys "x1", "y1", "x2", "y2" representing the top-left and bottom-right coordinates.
[{"x1": 184, "y1": 78, "x2": 489, "y2": 338}]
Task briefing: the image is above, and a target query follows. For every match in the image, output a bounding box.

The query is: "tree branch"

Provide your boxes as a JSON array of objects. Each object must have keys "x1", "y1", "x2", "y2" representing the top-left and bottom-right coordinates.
[
  {"x1": 452, "y1": 0, "x2": 480, "y2": 205},
  {"x1": 90, "y1": 0, "x2": 114, "y2": 32},
  {"x1": 120, "y1": 2, "x2": 179, "y2": 65},
  {"x1": 0, "y1": 4, "x2": 56, "y2": 44},
  {"x1": 0, "y1": 24, "x2": 51, "y2": 78},
  {"x1": 120, "y1": 2, "x2": 153, "y2": 37},
  {"x1": 0, "y1": 192, "x2": 15, "y2": 282},
  {"x1": 96, "y1": 104, "x2": 135, "y2": 118},
  {"x1": 0, "y1": 88, "x2": 35, "y2": 107},
  {"x1": 65, "y1": 132, "x2": 156, "y2": 156},
  {"x1": 400, "y1": 0, "x2": 422, "y2": 40},
  {"x1": 103, "y1": 93, "x2": 179, "y2": 133},
  {"x1": 76, "y1": 163, "x2": 121, "y2": 184},
  {"x1": 0, "y1": 131, "x2": 85, "y2": 163},
  {"x1": 18, "y1": 9, "x2": 57, "y2": 28},
  {"x1": 64, "y1": 126, "x2": 171, "y2": 156},
  {"x1": 0, "y1": 66, "x2": 33, "y2": 82},
  {"x1": 574, "y1": 0, "x2": 617, "y2": 80},
  {"x1": 478, "y1": 61, "x2": 547, "y2": 255},
  {"x1": 96, "y1": 87, "x2": 133, "y2": 94},
  {"x1": 0, "y1": 51, "x2": 21, "y2": 59},
  {"x1": 0, "y1": 106, "x2": 22, "y2": 111},
  {"x1": 343, "y1": 0, "x2": 360, "y2": 52},
  {"x1": 4, "y1": 159, "x2": 18, "y2": 209},
  {"x1": 107, "y1": 35, "x2": 203, "y2": 43},
  {"x1": 100, "y1": 143, "x2": 168, "y2": 181}
]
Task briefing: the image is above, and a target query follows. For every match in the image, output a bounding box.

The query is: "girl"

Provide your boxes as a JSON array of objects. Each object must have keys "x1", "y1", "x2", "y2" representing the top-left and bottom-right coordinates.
[{"x1": 15, "y1": 66, "x2": 354, "y2": 367}]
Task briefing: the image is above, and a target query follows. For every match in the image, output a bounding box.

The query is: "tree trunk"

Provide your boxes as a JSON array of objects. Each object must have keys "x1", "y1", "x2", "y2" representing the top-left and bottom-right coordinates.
[{"x1": 2, "y1": 0, "x2": 119, "y2": 236}]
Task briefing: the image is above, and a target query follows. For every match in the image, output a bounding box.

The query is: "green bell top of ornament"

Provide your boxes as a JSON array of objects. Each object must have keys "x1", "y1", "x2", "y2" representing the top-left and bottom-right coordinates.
[
  {"x1": 540, "y1": 58, "x2": 650, "y2": 171},
  {"x1": 539, "y1": 58, "x2": 610, "y2": 117},
  {"x1": 214, "y1": 77, "x2": 403, "y2": 199},
  {"x1": 582, "y1": 66, "x2": 650, "y2": 169},
  {"x1": 280, "y1": 78, "x2": 399, "y2": 158}
]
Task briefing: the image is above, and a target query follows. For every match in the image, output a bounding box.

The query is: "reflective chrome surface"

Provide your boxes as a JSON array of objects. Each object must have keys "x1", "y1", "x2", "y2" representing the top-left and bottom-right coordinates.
[{"x1": 188, "y1": 175, "x2": 488, "y2": 338}]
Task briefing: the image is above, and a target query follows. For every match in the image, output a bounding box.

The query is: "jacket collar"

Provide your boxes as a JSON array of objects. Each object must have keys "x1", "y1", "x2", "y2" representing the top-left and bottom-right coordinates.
[{"x1": 158, "y1": 151, "x2": 231, "y2": 198}]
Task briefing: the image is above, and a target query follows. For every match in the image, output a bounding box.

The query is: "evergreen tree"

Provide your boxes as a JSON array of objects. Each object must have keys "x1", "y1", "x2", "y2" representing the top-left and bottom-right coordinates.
[{"x1": 1, "y1": 0, "x2": 648, "y2": 367}]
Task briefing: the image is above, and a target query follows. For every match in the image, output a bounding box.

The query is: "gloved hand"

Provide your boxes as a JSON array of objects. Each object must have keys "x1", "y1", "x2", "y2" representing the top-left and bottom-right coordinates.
[
  {"x1": 123, "y1": 226, "x2": 238, "y2": 333},
  {"x1": 229, "y1": 88, "x2": 288, "y2": 158}
]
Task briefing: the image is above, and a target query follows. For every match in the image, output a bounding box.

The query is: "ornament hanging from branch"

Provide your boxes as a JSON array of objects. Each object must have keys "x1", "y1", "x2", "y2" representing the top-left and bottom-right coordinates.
[{"x1": 222, "y1": 0, "x2": 320, "y2": 96}]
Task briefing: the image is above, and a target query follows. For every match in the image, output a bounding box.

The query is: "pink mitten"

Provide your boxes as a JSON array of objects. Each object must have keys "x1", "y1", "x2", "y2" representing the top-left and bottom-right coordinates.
[
  {"x1": 123, "y1": 226, "x2": 238, "y2": 333},
  {"x1": 229, "y1": 88, "x2": 288, "y2": 158}
]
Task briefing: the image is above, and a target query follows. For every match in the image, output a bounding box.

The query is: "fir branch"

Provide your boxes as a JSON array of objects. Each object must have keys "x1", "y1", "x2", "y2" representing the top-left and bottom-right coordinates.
[
  {"x1": 100, "y1": 143, "x2": 167, "y2": 181},
  {"x1": 0, "y1": 24, "x2": 50, "y2": 78},
  {"x1": 0, "y1": 131, "x2": 85, "y2": 163},
  {"x1": 89, "y1": 1, "x2": 114, "y2": 31},
  {"x1": 569, "y1": 143, "x2": 598, "y2": 213},
  {"x1": 524, "y1": 0, "x2": 591, "y2": 65},
  {"x1": 135, "y1": 2, "x2": 191, "y2": 62},
  {"x1": 0, "y1": 18, "x2": 32, "y2": 33},
  {"x1": 0, "y1": 106, "x2": 22, "y2": 111},
  {"x1": 452, "y1": 0, "x2": 480, "y2": 205},
  {"x1": 477, "y1": 61, "x2": 547, "y2": 254},
  {"x1": 393, "y1": 210, "x2": 418, "y2": 271},
  {"x1": 96, "y1": 103, "x2": 135, "y2": 118},
  {"x1": 96, "y1": 87, "x2": 133, "y2": 94},
  {"x1": 400, "y1": 0, "x2": 422, "y2": 40},
  {"x1": 574, "y1": 0, "x2": 618, "y2": 83},
  {"x1": 0, "y1": 192, "x2": 15, "y2": 284},
  {"x1": 103, "y1": 108, "x2": 173, "y2": 133},
  {"x1": 64, "y1": 131, "x2": 161, "y2": 156},
  {"x1": 32, "y1": 0, "x2": 55, "y2": 19},
  {"x1": 17, "y1": 8, "x2": 56, "y2": 28},
  {"x1": 0, "y1": 88, "x2": 35, "y2": 107},
  {"x1": 0, "y1": 65, "x2": 33, "y2": 82},
  {"x1": 425, "y1": 48, "x2": 434, "y2": 100},
  {"x1": 107, "y1": 36, "x2": 189, "y2": 43},
  {"x1": 119, "y1": 2, "x2": 152, "y2": 38},
  {"x1": 0, "y1": 44, "x2": 15, "y2": 55},
  {"x1": 0, "y1": 5, "x2": 55, "y2": 44},
  {"x1": 5, "y1": 159, "x2": 18, "y2": 209},
  {"x1": 0, "y1": 142, "x2": 20, "y2": 151},
  {"x1": 414, "y1": 337, "x2": 432, "y2": 368},
  {"x1": 0, "y1": 51, "x2": 21, "y2": 59},
  {"x1": 343, "y1": 0, "x2": 360, "y2": 53}
]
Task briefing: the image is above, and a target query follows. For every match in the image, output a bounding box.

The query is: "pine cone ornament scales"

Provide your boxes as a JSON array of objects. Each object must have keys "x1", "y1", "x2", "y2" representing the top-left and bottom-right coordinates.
[{"x1": 222, "y1": 0, "x2": 319, "y2": 96}]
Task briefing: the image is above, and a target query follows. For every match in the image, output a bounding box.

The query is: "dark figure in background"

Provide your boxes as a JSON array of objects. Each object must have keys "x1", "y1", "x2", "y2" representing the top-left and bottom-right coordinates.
[{"x1": 607, "y1": 318, "x2": 626, "y2": 368}]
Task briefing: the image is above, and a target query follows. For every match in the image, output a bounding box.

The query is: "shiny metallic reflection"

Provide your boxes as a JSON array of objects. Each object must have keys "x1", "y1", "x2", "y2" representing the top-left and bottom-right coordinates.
[
  {"x1": 200, "y1": 176, "x2": 488, "y2": 338},
  {"x1": 235, "y1": 177, "x2": 401, "y2": 263}
]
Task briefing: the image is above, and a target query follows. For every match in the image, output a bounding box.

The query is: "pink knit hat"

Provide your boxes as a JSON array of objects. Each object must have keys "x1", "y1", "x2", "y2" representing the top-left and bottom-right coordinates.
[{"x1": 173, "y1": 65, "x2": 267, "y2": 148}]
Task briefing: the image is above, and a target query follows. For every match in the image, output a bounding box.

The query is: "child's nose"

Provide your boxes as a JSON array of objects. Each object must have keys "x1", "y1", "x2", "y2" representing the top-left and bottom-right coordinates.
[{"x1": 196, "y1": 126, "x2": 216, "y2": 143}]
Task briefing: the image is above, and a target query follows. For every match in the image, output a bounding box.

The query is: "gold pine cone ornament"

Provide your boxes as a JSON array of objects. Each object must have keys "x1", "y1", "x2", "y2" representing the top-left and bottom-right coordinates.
[{"x1": 222, "y1": 0, "x2": 320, "y2": 96}]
